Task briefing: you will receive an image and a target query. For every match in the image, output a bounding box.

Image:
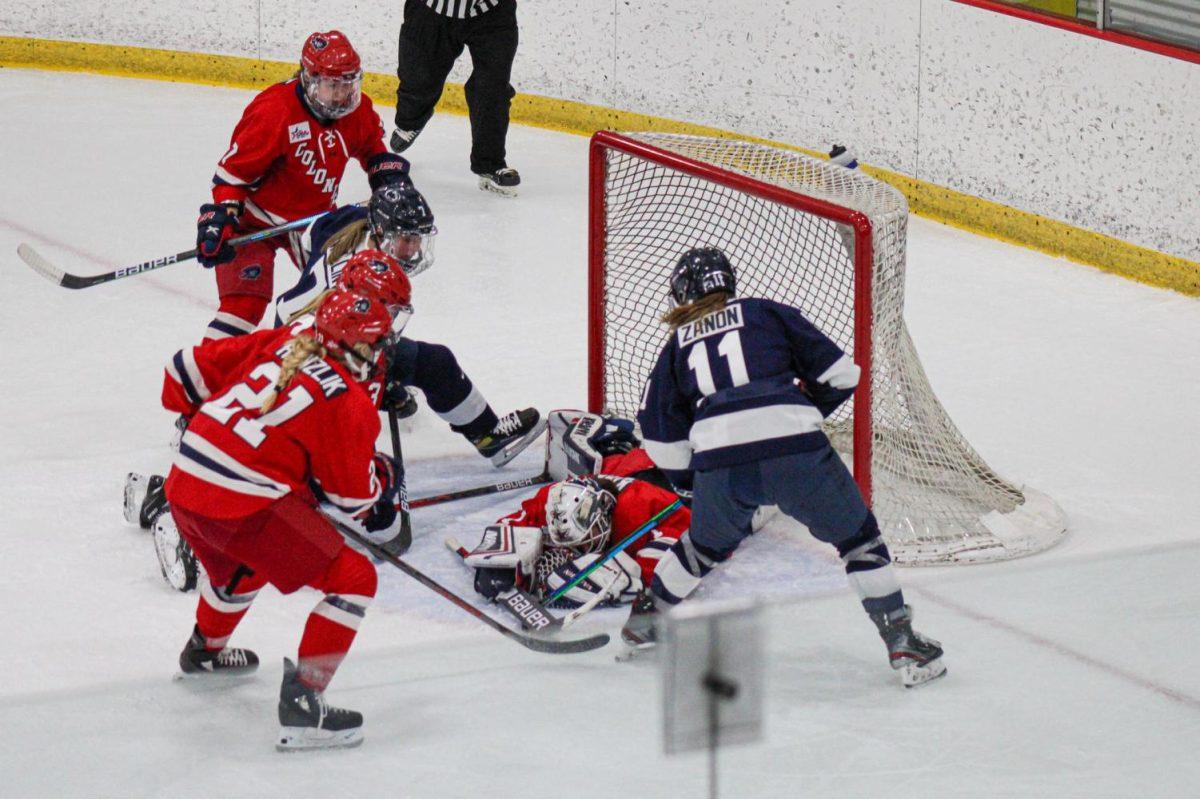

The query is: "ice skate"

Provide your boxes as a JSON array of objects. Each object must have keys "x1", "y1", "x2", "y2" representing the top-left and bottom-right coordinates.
[
  {"x1": 123, "y1": 472, "x2": 166, "y2": 529},
  {"x1": 616, "y1": 589, "x2": 658, "y2": 662},
  {"x1": 276, "y1": 658, "x2": 363, "y2": 752},
  {"x1": 869, "y1": 605, "x2": 946, "y2": 688},
  {"x1": 475, "y1": 167, "x2": 520, "y2": 197},
  {"x1": 469, "y1": 408, "x2": 546, "y2": 467},
  {"x1": 390, "y1": 126, "x2": 422, "y2": 154},
  {"x1": 178, "y1": 625, "x2": 259, "y2": 678}
]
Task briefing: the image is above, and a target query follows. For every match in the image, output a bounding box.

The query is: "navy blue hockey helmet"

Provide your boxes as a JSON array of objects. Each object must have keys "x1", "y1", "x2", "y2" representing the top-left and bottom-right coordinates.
[
  {"x1": 669, "y1": 246, "x2": 736, "y2": 307},
  {"x1": 368, "y1": 183, "x2": 437, "y2": 276}
]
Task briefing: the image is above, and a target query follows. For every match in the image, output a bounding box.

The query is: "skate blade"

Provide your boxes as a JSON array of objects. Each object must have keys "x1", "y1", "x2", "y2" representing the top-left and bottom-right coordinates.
[
  {"x1": 276, "y1": 726, "x2": 363, "y2": 752},
  {"x1": 899, "y1": 657, "x2": 947, "y2": 688},
  {"x1": 173, "y1": 669, "x2": 258, "y2": 688},
  {"x1": 478, "y1": 176, "x2": 519, "y2": 198},
  {"x1": 615, "y1": 641, "x2": 655, "y2": 663},
  {"x1": 123, "y1": 473, "x2": 145, "y2": 526},
  {"x1": 488, "y1": 418, "x2": 548, "y2": 467}
]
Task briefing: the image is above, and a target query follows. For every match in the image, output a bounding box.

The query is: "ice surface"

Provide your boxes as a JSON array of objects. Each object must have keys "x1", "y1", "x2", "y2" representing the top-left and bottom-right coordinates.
[{"x1": 1, "y1": 69, "x2": 1198, "y2": 798}]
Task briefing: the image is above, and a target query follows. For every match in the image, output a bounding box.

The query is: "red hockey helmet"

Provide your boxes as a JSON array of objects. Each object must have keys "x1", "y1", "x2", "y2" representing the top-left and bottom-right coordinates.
[
  {"x1": 314, "y1": 290, "x2": 392, "y2": 381},
  {"x1": 336, "y1": 249, "x2": 414, "y2": 335},
  {"x1": 299, "y1": 31, "x2": 363, "y2": 120}
]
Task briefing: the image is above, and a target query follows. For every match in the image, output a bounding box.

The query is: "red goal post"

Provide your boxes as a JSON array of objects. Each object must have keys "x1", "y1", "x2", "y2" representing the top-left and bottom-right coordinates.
[{"x1": 586, "y1": 130, "x2": 1066, "y2": 565}]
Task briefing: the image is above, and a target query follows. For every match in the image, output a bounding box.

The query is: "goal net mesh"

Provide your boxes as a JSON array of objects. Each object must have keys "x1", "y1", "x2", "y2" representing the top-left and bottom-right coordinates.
[{"x1": 591, "y1": 132, "x2": 1065, "y2": 564}]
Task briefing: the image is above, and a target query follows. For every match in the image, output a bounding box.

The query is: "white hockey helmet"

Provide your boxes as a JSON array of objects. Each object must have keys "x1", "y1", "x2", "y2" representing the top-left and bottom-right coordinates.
[{"x1": 544, "y1": 476, "x2": 617, "y2": 553}]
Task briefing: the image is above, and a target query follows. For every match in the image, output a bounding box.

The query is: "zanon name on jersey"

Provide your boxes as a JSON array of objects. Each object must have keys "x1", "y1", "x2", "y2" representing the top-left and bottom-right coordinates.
[{"x1": 638, "y1": 297, "x2": 862, "y2": 475}]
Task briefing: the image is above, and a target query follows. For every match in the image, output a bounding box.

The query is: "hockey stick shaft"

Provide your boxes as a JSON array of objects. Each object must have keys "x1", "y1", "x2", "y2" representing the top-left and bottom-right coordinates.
[
  {"x1": 327, "y1": 515, "x2": 608, "y2": 654},
  {"x1": 545, "y1": 499, "x2": 683, "y2": 604},
  {"x1": 16, "y1": 209, "x2": 327, "y2": 290},
  {"x1": 409, "y1": 471, "x2": 551, "y2": 509}
]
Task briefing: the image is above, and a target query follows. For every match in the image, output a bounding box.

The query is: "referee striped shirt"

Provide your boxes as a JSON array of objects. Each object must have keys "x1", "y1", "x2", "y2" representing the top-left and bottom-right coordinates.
[{"x1": 422, "y1": 0, "x2": 502, "y2": 18}]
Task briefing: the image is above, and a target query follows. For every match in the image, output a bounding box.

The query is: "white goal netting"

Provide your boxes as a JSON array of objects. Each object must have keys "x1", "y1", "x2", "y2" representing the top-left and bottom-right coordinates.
[{"x1": 590, "y1": 132, "x2": 1066, "y2": 564}]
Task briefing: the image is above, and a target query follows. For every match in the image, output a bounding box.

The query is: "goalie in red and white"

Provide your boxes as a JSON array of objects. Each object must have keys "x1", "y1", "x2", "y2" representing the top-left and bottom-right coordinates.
[{"x1": 458, "y1": 411, "x2": 691, "y2": 609}]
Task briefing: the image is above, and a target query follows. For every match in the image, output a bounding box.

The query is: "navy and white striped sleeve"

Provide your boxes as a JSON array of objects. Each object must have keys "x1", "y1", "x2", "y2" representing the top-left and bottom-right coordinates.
[
  {"x1": 636, "y1": 340, "x2": 695, "y2": 482},
  {"x1": 777, "y1": 304, "x2": 860, "y2": 417}
]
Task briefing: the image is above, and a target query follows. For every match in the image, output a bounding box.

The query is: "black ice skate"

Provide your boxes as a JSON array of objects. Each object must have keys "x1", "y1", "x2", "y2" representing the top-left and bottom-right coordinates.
[
  {"x1": 277, "y1": 658, "x2": 363, "y2": 752},
  {"x1": 123, "y1": 472, "x2": 166, "y2": 529},
  {"x1": 390, "y1": 127, "x2": 422, "y2": 154},
  {"x1": 178, "y1": 625, "x2": 259, "y2": 678},
  {"x1": 475, "y1": 166, "x2": 520, "y2": 197},
  {"x1": 470, "y1": 408, "x2": 546, "y2": 467},
  {"x1": 869, "y1": 605, "x2": 946, "y2": 688},
  {"x1": 617, "y1": 590, "x2": 658, "y2": 662}
]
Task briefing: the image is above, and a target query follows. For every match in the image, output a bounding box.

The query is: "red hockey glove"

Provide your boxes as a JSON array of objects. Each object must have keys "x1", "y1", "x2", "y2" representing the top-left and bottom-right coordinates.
[{"x1": 196, "y1": 202, "x2": 241, "y2": 268}]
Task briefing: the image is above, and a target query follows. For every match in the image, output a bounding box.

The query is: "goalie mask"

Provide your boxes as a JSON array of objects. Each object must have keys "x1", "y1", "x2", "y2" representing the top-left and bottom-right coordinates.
[{"x1": 545, "y1": 477, "x2": 617, "y2": 553}]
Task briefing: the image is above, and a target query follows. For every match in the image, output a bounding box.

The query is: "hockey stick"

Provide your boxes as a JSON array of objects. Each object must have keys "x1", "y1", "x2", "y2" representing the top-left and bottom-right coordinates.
[
  {"x1": 15, "y1": 210, "x2": 327, "y2": 290},
  {"x1": 409, "y1": 470, "x2": 552, "y2": 510},
  {"x1": 327, "y1": 515, "x2": 609, "y2": 654},
  {"x1": 384, "y1": 409, "x2": 413, "y2": 554}
]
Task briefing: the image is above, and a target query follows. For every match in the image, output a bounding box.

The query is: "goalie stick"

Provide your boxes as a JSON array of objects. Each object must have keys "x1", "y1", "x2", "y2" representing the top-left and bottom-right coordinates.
[
  {"x1": 326, "y1": 514, "x2": 609, "y2": 654},
  {"x1": 409, "y1": 470, "x2": 551, "y2": 510},
  {"x1": 15, "y1": 209, "x2": 330, "y2": 290}
]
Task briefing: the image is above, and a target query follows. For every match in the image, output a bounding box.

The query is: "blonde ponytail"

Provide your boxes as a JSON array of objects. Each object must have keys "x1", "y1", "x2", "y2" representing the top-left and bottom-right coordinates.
[
  {"x1": 260, "y1": 334, "x2": 327, "y2": 414},
  {"x1": 661, "y1": 292, "x2": 729, "y2": 330},
  {"x1": 323, "y1": 218, "x2": 372, "y2": 265}
]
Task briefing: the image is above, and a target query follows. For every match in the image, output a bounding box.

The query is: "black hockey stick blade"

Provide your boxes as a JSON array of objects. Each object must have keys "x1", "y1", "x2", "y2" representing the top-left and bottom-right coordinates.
[
  {"x1": 410, "y1": 471, "x2": 552, "y2": 510},
  {"x1": 331, "y1": 516, "x2": 608, "y2": 654}
]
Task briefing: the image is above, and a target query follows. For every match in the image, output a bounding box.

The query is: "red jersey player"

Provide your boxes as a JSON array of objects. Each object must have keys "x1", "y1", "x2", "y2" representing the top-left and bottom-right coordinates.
[
  {"x1": 162, "y1": 289, "x2": 401, "y2": 751},
  {"x1": 195, "y1": 30, "x2": 411, "y2": 342}
]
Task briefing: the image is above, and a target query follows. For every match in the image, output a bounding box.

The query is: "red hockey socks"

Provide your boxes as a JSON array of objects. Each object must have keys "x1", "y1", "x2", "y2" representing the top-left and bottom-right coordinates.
[
  {"x1": 297, "y1": 547, "x2": 378, "y2": 692},
  {"x1": 194, "y1": 569, "x2": 268, "y2": 650},
  {"x1": 205, "y1": 294, "x2": 267, "y2": 341}
]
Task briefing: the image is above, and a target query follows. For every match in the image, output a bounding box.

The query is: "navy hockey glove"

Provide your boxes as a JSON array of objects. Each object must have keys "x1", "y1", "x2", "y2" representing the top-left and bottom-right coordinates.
[
  {"x1": 589, "y1": 416, "x2": 641, "y2": 457},
  {"x1": 196, "y1": 202, "x2": 240, "y2": 268},
  {"x1": 366, "y1": 152, "x2": 412, "y2": 191},
  {"x1": 381, "y1": 381, "x2": 419, "y2": 419},
  {"x1": 828, "y1": 144, "x2": 858, "y2": 169}
]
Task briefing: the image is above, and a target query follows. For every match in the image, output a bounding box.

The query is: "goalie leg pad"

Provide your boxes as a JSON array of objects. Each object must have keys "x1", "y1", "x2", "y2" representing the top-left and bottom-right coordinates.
[{"x1": 545, "y1": 550, "x2": 643, "y2": 607}]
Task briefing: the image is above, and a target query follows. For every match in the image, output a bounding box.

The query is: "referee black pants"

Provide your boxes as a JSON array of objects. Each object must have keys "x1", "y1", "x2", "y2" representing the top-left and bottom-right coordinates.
[{"x1": 395, "y1": 0, "x2": 519, "y2": 174}]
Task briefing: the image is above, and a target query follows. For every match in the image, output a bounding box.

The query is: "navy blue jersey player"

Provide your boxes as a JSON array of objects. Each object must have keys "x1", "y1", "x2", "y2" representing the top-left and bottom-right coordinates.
[
  {"x1": 273, "y1": 183, "x2": 544, "y2": 468},
  {"x1": 629, "y1": 246, "x2": 945, "y2": 687}
]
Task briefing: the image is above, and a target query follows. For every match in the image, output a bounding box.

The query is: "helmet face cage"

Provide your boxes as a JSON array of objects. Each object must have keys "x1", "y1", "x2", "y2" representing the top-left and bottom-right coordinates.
[
  {"x1": 545, "y1": 478, "x2": 617, "y2": 553},
  {"x1": 369, "y1": 185, "x2": 438, "y2": 276},
  {"x1": 300, "y1": 69, "x2": 363, "y2": 120},
  {"x1": 668, "y1": 246, "x2": 737, "y2": 307}
]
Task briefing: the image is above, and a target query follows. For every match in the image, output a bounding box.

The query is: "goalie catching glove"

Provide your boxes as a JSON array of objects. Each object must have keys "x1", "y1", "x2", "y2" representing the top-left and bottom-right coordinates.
[
  {"x1": 544, "y1": 550, "x2": 642, "y2": 608},
  {"x1": 463, "y1": 524, "x2": 543, "y2": 600}
]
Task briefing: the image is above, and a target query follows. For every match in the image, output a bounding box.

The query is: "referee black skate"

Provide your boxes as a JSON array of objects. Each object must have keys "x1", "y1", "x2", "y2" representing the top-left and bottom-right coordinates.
[{"x1": 391, "y1": 0, "x2": 521, "y2": 196}]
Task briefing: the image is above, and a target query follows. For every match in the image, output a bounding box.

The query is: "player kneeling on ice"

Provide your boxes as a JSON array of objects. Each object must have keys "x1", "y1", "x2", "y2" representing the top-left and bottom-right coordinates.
[
  {"x1": 630, "y1": 246, "x2": 946, "y2": 687},
  {"x1": 460, "y1": 466, "x2": 690, "y2": 611},
  {"x1": 276, "y1": 182, "x2": 544, "y2": 466},
  {"x1": 160, "y1": 289, "x2": 409, "y2": 750}
]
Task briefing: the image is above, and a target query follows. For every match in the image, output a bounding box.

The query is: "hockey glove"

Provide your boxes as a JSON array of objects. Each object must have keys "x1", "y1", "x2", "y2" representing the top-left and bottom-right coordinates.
[
  {"x1": 590, "y1": 416, "x2": 641, "y2": 456},
  {"x1": 372, "y1": 452, "x2": 403, "y2": 505},
  {"x1": 366, "y1": 152, "x2": 412, "y2": 191},
  {"x1": 474, "y1": 566, "x2": 517, "y2": 600},
  {"x1": 196, "y1": 202, "x2": 241, "y2": 268},
  {"x1": 381, "y1": 381, "x2": 419, "y2": 419}
]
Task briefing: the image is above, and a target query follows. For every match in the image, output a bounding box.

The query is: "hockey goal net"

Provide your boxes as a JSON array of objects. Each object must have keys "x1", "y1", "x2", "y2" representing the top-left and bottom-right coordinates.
[{"x1": 587, "y1": 131, "x2": 1066, "y2": 565}]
